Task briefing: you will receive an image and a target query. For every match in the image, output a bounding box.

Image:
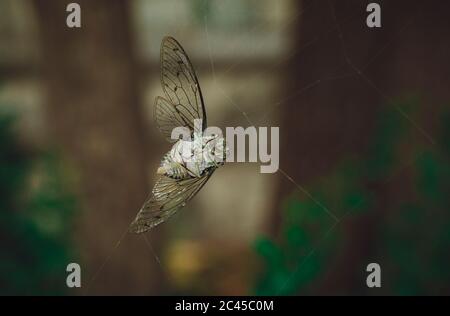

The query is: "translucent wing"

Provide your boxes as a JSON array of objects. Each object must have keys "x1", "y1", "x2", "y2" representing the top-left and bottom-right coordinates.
[
  {"x1": 154, "y1": 96, "x2": 190, "y2": 142},
  {"x1": 155, "y1": 36, "x2": 207, "y2": 141},
  {"x1": 129, "y1": 172, "x2": 213, "y2": 234}
]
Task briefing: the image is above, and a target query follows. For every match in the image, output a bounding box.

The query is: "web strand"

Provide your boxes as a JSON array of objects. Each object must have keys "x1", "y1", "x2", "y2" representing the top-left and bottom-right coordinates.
[
  {"x1": 328, "y1": 0, "x2": 436, "y2": 145},
  {"x1": 142, "y1": 234, "x2": 162, "y2": 267},
  {"x1": 84, "y1": 227, "x2": 129, "y2": 295}
]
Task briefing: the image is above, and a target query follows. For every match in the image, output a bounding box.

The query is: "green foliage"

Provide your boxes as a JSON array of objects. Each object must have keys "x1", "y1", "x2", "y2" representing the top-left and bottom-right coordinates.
[
  {"x1": 253, "y1": 197, "x2": 338, "y2": 295},
  {"x1": 384, "y1": 138, "x2": 450, "y2": 295},
  {"x1": 0, "y1": 113, "x2": 77, "y2": 295},
  {"x1": 254, "y1": 98, "x2": 450, "y2": 295}
]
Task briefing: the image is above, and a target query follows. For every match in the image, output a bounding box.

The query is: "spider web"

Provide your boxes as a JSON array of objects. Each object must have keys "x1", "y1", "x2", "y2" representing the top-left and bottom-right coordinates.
[
  {"x1": 86, "y1": 0, "x2": 435, "y2": 295},
  {"x1": 202, "y1": 0, "x2": 434, "y2": 294}
]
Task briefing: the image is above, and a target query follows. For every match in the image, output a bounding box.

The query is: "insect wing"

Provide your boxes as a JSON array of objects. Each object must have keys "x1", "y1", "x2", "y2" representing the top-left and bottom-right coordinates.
[
  {"x1": 155, "y1": 36, "x2": 207, "y2": 141},
  {"x1": 129, "y1": 172, "x2": 212, "y2": 234},
  {"x1": 154, "y1": 96, "x2": 190, "y2": 142}
]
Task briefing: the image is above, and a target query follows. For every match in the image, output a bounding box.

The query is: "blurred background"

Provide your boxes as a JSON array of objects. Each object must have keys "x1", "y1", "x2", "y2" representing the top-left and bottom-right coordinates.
[{"x1": 0, "y1": 0, "x2": 449, "y2": 295}]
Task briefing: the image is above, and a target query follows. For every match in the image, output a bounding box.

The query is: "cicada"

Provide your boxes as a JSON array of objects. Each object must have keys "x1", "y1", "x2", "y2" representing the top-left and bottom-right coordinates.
[{"x1": 129, "y1": 36, "x2": 227, "y2": 234}]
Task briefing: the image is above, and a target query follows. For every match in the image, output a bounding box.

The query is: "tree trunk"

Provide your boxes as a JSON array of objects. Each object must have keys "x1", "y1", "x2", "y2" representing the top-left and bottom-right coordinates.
[
  {"x1": 33, "y1": 0, "x2": 161, "y2": 294},
  {"x1": 273, "y1": 0, "x2": 385, "y2": 233},
  {"x1": 272, "y1": 0, "x2": 449, "y2": 293}
]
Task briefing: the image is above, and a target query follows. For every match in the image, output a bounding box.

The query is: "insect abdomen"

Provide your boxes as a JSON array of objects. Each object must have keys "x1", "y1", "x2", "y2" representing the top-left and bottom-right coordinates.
[{"x1": 158, "y1": 154, "x2": 190, "y2": 179}]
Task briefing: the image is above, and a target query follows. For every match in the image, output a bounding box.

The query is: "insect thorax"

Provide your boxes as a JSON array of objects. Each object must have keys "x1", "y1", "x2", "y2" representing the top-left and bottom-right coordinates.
[{"x1": 161, "y1": 135, "x2": 226, "y2": 179}]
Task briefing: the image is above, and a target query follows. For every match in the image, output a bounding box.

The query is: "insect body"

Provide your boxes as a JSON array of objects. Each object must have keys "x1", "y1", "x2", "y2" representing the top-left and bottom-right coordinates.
[
  {"x1": 129, "y1": 37, "x2": 226, "y2": 234},
  {"x1": 158, "y1": 134, "x2": 226, "y2": 179}
]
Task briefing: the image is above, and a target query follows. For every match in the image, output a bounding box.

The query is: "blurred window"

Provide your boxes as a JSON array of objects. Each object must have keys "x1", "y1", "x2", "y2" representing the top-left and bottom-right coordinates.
[{"x1": 132, "y1": 0, "x2": 293, "y2": 63}]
